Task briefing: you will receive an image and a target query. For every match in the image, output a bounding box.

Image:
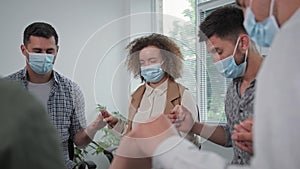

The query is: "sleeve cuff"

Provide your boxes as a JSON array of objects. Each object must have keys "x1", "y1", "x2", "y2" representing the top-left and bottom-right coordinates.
[
  {"x1": 221, "y1": 125, "x2": 232, "y2": 147},
  {"x1": 109, "y1": 118, "x2": 126, "y2": 137}
]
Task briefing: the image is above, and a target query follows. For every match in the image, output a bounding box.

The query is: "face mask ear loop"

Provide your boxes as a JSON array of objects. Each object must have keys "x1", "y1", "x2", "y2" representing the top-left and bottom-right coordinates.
[
  {"x1": 24, "y1": 47, "x2": 29, "y2": 54},
  {"x1": 270, "y1": 0, "x2": 275, "y2": 16},
  {"x1": 242, "y1": 36, "x2": 249, "y2": 63},
  {"x1": 232, "y1": 37, "x2": 241, "y2": 57},
  {"x1": 244, "y1": 49, "x2": 249, "y2": 64},
  {"x1": 160, "y1": 61, "x2": 165, "y2": 72},
  {"x1": 24, "y1": 48, "x2": 30, "y2": 63}
]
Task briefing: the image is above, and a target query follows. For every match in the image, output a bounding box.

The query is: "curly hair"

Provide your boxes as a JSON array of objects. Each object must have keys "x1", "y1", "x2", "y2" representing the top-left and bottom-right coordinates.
[{"x1": 126, "y1": 33, "x2": 183, "y2": 81}]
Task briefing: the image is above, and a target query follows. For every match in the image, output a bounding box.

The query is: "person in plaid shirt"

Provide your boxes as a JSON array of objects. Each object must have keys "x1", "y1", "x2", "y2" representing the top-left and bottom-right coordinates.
[{"x1": 6, "y1": 22, "x2": 106, "y2": 169}]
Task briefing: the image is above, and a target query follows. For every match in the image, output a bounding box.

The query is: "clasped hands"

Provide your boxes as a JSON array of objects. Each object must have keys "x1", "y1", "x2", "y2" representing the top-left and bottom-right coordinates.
[
  {"x1": 109, "y1": 105, "x2": 196, "y2": 169},
  {"x1": 109, "y1": 105, "x2": 253, "y2": 167},
  {"x1": 84, "y1": 112, "x2": 108, "y2": 140},
  {"x1": 231, "y1": 118, "x2": 254, "y2": 154},
  {"x1": 170, "y1": 105, "x2": 254, "y2": 154}
]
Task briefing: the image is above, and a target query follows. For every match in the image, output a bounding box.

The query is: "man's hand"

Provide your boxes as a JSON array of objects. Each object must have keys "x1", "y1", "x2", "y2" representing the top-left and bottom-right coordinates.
[
  {"x1": 168, "y1": 105, "x2": 195, "y2": 133},
  {"x1": 231, "y1": 118, "x2": 253, "y2": 154},
  {"x1": 101, "y1": 109, "x2": 119, "y2": 128},
  {"x1": 109, "y1": 114, "x2": 178, "y2": 169},
  {"x1": 93, "y1": 112, "x2": 107, "y2": 130},
  {"x1": 84, "y1": 113, "x2": 107, "y2": 141}
]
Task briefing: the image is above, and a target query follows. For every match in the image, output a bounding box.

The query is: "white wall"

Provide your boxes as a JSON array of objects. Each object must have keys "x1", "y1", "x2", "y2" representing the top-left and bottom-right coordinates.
[
  {"x1": 0, "y1": 0, "x2": 154, "y2": 168},
  {"x1": 0, "y1": 0, "x2": 156, "y2": 120}
]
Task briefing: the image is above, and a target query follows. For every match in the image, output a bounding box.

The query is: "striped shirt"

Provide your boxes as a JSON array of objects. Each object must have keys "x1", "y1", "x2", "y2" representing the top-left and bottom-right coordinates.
[{"x1": 6, "y1": 68, "x2": 87, "y2": 169}]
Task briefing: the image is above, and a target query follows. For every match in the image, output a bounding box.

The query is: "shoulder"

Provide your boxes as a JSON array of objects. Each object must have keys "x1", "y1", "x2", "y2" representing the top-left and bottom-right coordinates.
[
  {"x1": 172, "y1": 81, "x2": 187, "y2": 96},
  {"x1": 271, "y1": 11, "x2": 300, "y2": 52},
  {"x1": 4, "y1": 69, "x2": 25, "y2": 81},
  {"x1": 178, "y1": 83, "x2": 186, "y2": 93},
  {"x1": 131, "y1": 83, "x2": 146, "y2": 95},
  {"x1": 53, "y1": 71, "x2": 81, "y2": 90}
]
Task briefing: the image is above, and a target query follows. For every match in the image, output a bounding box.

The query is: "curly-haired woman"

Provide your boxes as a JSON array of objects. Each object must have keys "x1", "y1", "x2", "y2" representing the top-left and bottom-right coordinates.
[{"x1": 102, "y1": 33, "x2": 200, "y2": 147}]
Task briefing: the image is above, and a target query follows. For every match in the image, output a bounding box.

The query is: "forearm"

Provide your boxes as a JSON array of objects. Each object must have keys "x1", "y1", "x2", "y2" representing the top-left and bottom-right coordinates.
[
  {"x1": 74, "y1": 112, "x2": 108, "y2": 147},
  {"x1": 74, "y1": 129, "x2": 93, "y2": 147},
  {"x1": 192, "y1": 122, "x2": 227, "y2": 146}
]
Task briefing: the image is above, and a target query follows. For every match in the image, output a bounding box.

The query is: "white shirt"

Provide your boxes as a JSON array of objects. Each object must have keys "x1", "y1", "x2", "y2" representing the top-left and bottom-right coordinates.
[
  {"x1": 133, "y1": 79, "x2": 198, "y2": 128},
  {"x1": 27, "y1": 79, "x2": 53, "y2": 110},
  {"x1": 113, "y1": 79, "x2": 198, "y2": 137},
  {"x1": 153, "y1": 8, "x2": 300, "y2": 169}
]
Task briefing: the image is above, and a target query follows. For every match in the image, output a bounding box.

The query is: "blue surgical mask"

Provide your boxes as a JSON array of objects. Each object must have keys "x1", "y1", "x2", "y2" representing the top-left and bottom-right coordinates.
[
  {"x1": 27, "y1": 52, "x2": 54, "y2": 74},
  {"x1": 140, "y1": 63, "x2": 164, "y2": 83},
  {"x1": 214, "y1": 38, "x2": 248, "y2": 79},
  {"x1": 243, "y1": 0, "x2": 279, "y2": 47}
]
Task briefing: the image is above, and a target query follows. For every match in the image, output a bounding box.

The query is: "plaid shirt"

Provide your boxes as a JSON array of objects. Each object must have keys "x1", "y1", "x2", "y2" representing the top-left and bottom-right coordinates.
[{"x1": 6, "y1": 68, "x2": 87, "y2": 169}]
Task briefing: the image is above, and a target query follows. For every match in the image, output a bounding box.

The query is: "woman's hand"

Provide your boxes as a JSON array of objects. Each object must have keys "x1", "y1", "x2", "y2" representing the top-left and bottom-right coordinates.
[{"x1": 101, "y1": 109, "x2": 119, "y2": 128}]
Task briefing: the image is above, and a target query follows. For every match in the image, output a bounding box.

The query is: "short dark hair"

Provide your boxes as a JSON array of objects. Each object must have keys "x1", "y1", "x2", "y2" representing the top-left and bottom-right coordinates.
[
  {"x1": 198, "y1": 6, "x2": 246, "y2": 43},
  {"x1": 23, "y1": 22, "x2": 58, "y2": 46}
]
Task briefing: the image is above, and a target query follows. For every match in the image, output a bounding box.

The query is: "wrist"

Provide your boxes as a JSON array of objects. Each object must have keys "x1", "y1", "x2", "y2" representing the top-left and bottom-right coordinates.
[
  {"x1": 84, "y1": 125, "x2": 98, "y2": 140},
  {"x1": 192, "y1": 122, "x2": 200, "y2": 135},
  {"x1": 108, "y1": 118, "x2": 119, "y2": 129}
]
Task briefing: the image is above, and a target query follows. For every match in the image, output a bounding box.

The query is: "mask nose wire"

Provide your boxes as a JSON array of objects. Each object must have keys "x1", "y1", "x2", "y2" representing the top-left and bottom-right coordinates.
[
  {"x1": 249, "y1": 0, "x2": 274, "y2": 18},
  {"x1": 249, "y1": 0, "x2": 253, "y2": 8},
  {"x1": 269, "y1": 0, "x2": 275, "y2": 16}
]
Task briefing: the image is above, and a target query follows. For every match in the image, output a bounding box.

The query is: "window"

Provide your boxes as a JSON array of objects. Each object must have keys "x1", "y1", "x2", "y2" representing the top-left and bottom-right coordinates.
[
  {"x1": 197, "y1": 0, "x2": 236, "y2": 123},
  {"x1": 160, "y1": 0, "x2": 236, "y2": 123},
  {"x1": 160, "y1": 0, "x2": 198, "y2": 105}
]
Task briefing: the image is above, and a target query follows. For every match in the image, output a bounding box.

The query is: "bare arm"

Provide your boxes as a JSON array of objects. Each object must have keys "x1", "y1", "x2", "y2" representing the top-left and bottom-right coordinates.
[
  {"x1": 74, "y1": 113, "x2": 107, "y2": 147},
  {"x1": 192, "y1": 122, "x2": 227, "y2": 146},
  {"x1": 110, "y1": 115, "x2": 177, "y2": 169},
  {"x1": 74, "y1": 129, "x2": 92, "y2": 147},
  {"x1": 169, "y1": 105, "x2": 227, "y2": 146}
]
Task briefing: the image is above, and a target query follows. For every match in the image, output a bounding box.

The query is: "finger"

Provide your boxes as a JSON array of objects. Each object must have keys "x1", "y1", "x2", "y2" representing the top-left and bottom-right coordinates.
[
  {"x1": 168, "y1": 108, "x2": 180, "y2": 124},
  {"x1": 170, "y1": 105, "x2": 180, "y2": 116},
  {"x1": 96, "y1": 113, "x2": 105, "y2": 123},
  {"x1": 235, "y1": 141, "x2": 253, "y2": 154},
  {"x1": 169, "y1": 118, "x2": 177, "y2": 124},
  {"x1": 178, "y1": 105, "x2": 193, "y2": 121},
  {"x1": 235, "y1": 141, "x2": 248, "y2": 150},
  {"x1": 234, "y1": 124, "x2": 247, "y2": 133},
  {"x1": 177, "y1": 106, "x2": 186, "y2": 121},
  {"x1": 101, "y1": 109, "x2": 110, "y2": 117},
  {"x1": 244, "y1": 117, "x2": 253, "y2": 123},
  {"x1": 169, "y1": 110, "x2": 176, "y2": 115},
  {"x1": 232, "y1": 132, "x2": 252, "y2": 142},
  {"x1": 104, "y1": 116, "x2": 114, "y2": 123},
  {"x1": 240, "y1": 120, "x2": 253, "y2": 131},
  {"x1": 245, "y1": 142, "x2": 254, "y2": 155},
  {"x1": 168, "y1": 113, "x2": 177, "y2": 120}
]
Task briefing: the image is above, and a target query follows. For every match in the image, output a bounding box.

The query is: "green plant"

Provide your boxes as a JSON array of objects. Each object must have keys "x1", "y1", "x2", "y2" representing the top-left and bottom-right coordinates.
[{"x1": 74, "y1": 104, "x2": 127, "y2": 166}]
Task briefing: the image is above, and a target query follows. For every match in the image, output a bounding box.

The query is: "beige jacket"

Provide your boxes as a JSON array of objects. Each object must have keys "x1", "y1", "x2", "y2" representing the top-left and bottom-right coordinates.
[{"x1": 113, "y1": 79, "x2": 200, "y2": 146}]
